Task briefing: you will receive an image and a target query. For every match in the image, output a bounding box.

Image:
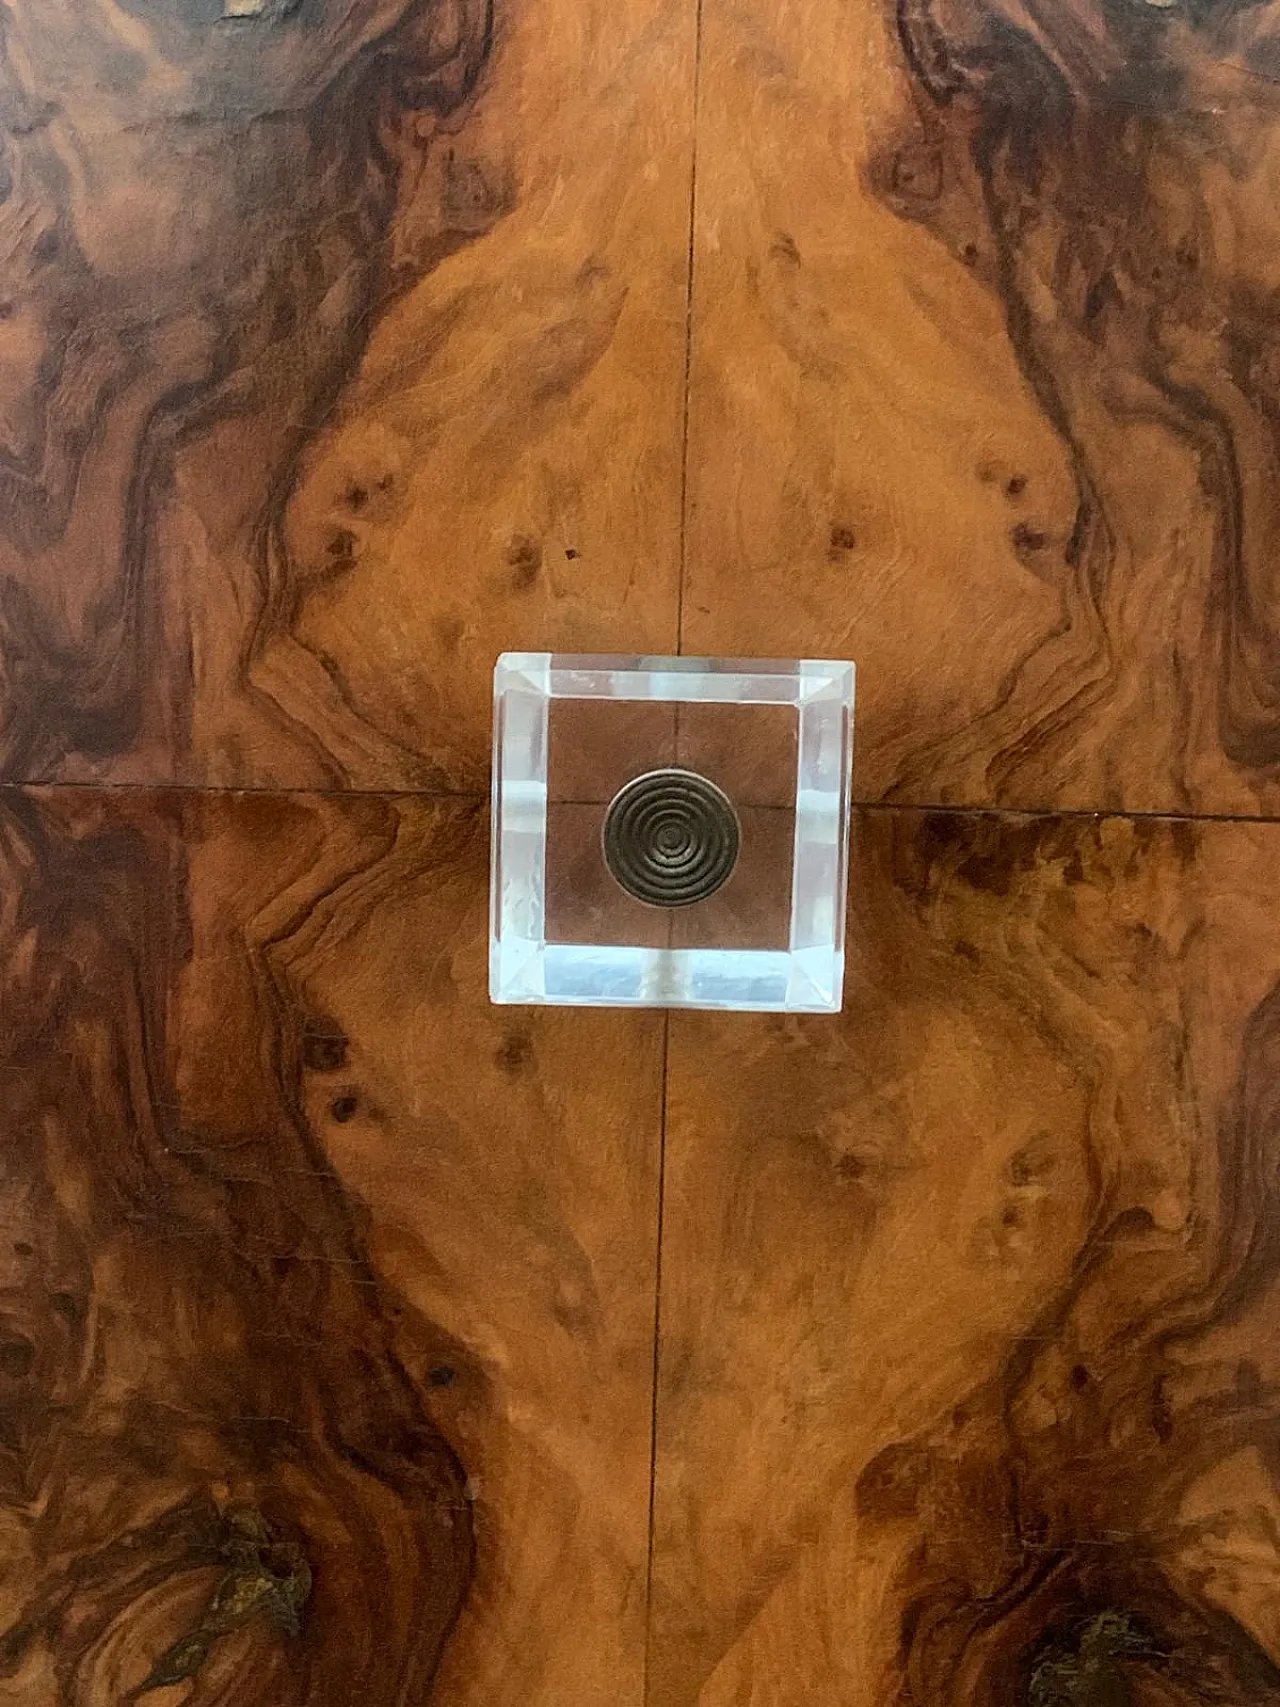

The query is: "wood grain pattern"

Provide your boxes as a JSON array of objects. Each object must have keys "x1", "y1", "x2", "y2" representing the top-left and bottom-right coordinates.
[
  {"x1": 274, "y1": 0, "x2": 694, "y2": 791},
  {"x1": 683, "y1": 0, "x2": 1280, "y2": 814},
  {"x1": 8, "y1": 0, "x2": 1280, "y2": 1703},
  {"x1": 0, "y1": 787, "x2": 662, "y2": 1703},
  {"x1": 649, "y1": 808, "x2": 1280, "y2": 1703},
  {"x1": 0, "y1": 787, "x2": 474, "y2": 1702},
  {"x1": 0, "y1": 0, "x2": 693, "y2": 789},
  {"x1": 0, "y1": 0, "x2": 491, "y2": 785}
]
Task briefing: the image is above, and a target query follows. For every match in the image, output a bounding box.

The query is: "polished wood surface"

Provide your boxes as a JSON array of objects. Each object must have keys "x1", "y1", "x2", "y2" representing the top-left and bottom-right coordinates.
[
  {"x1": 0, "y1": 788, "x2": 661, "y2": 1701},
  {"x1": 683, "y1": 0, "x2": 1280, "y2": 814},
  {"x1": 0, "y1": 0, "x2": 692, "y2": 789},
  {"x1": 2, "y1": 0, "x2": 1280, "y2": 1701},
  {"x1": 652, "y1": 809, "x2": 1280, "y2": 1704},
  {"x1": 7, "y1": 0, "x2": 1280, "y2": 813}
]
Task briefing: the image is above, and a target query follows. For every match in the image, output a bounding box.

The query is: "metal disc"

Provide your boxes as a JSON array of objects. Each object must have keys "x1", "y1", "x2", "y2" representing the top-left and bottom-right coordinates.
[{"x1": 601, "y1": 768, "x2": 740, "y2": 907}]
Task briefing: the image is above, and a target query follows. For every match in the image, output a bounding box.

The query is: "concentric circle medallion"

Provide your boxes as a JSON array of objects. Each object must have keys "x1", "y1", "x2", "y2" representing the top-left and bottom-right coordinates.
[{"x1": 601, "y1": 768, "x2": 740, "y2": 907}]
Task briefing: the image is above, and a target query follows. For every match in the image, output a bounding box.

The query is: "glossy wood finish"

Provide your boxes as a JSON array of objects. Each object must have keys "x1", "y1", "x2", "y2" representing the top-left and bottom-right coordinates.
[
  {"x1": 271, "y1": 0, "x2": 693, "y2": 792},
  {"x1": 4, "y1": 0, "x2": 1280, "y2": 1701},
  {"x1": 684, "y1": 0, "x2": 1280, "y2": 815},
  {"x1": 0, "y1": 0, "x2": 689, "y2": 1695},
  {"x1": 9, "y1": 0, "x2": 1280, "y2": 814},
  {"x1": 652, "y1": 0, "x2": 1280, "y2": 1689},
  {"x1": 0, "y1": 0, "x2": 692, "y2": 789},
  {"x1": 0, "y1": 788, "x2": 662, "y2": 1702},
  {"x1": 651, "y1": 809, "x2": 1280, "y2": 1704}
]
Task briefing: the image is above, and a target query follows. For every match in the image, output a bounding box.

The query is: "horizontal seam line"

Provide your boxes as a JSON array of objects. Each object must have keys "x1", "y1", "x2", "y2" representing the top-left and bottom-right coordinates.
[{"x1": 2, "y1": 782, "x2": 1278, "y2": 829}]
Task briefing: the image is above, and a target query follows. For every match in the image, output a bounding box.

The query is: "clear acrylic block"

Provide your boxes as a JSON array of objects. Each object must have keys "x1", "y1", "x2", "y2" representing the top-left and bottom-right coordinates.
[{"x1": 489, "y1": 654, "x2": 856, "y2": 1012}]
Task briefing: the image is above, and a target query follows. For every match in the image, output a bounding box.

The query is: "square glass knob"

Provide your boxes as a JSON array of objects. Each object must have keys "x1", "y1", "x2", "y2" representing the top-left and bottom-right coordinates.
[{"x1": 489, "y1": 654, "x2": 856, "y2": 1012}]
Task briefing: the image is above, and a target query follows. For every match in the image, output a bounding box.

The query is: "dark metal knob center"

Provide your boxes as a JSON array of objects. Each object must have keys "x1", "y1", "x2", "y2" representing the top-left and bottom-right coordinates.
[{"x1": 601, "y1": 768, "x2": 740, "y2": 907}]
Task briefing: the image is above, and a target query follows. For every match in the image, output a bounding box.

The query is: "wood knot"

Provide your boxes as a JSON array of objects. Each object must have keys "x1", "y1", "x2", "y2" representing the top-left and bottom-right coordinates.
[
  {"x1": 828, "y1": 522, "x2": 858, "y2": 559},
  {"x1": 505, "y1": 536, "x2": 543, "y2": 589},
  {"x1": 890, "y1": 143, "x2": 943, "y2": 204},
  {"x1": 129, "y1": 1505, "x2": 311, "y2": 1701},
  {"x1": 301, "y1": 1021, "x2": 349, "y2": 1074}
]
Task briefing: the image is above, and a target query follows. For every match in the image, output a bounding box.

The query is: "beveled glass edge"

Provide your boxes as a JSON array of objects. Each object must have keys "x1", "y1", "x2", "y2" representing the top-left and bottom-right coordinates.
[
  {"x1": 494, "y1": 652, "x2": 551, "y2": 696},
  {"x1": 495, "y1": 652, "x2": 856, "y2": 707},
  {"x1": 490, "y1": 658, "x2": 550, "y2": 1001},
  {"x1": 789, "y1": 663, "x2": 854, "y2": 973},
  {"x1": 797, "y1": 659, "x2": 856, "y2": 705},
  {"x1": 489, "y1": 941, "x2": 844, "y2": 1013},
  {"x1": 490, "y1": 652, "x2": 855, "y2": 1013}
]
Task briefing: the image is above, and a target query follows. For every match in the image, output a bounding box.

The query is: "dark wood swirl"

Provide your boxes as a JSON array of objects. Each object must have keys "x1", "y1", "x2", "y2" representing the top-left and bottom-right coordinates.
[
  {"x1": 0, "y1": 791, "x2": 474, "y2": 1700},
  {"x1": 2, "y1": 0, "x2": 1279, "y2": 1703}
]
